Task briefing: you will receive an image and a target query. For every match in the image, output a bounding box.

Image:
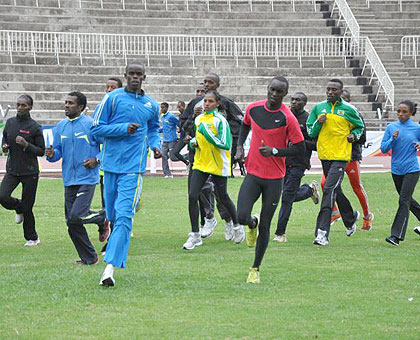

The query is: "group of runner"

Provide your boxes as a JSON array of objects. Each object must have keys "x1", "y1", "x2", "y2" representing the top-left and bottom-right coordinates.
[{"x1": 1, "y1": 61, "x2": 420, "y2": 286}]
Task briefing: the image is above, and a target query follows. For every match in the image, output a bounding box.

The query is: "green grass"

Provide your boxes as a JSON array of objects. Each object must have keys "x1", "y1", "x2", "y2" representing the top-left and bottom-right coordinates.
[{"x1": 0, "y1": 173, "x2": 419, "y2": 340}]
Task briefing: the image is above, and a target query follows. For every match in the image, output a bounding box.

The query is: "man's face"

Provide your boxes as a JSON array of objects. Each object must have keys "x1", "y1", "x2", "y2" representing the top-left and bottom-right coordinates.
[
  {"x1": 397, "y1": 103, "x2": 412, "y2": 123},
  {"x1": 106, "y1": 80, "x2": 120, "y2": 93},
  {"x1": 125, "y1": 64, "x2": 146, "y2": 92},
  {"x1": 290, "y1": 93, "x2": 306, "y2": 113},
  {"x1": 177, "y1": 102, "x2": 185, "y2": 112},
  {"x1": 196, "y1": 85, "x2": 205, "y2": 97},
  {"x1": 160, "y1": 104, "x2": 168, "y2": 114},
  {"x1": 267, "y1": 79, "x2": 288, "y2": 107},
  {"x1": 326, "y1": 81, "x2": 343, "y2": 104},
  {"x1": 203, "y1": 75, "x2": 219, "y2": 92},
  {"x1": 65, "y1": 96, "x2": 83, "y2": 119},
  {"x1": 16, "y1": 98, "x2": 31, "y2": 117}
]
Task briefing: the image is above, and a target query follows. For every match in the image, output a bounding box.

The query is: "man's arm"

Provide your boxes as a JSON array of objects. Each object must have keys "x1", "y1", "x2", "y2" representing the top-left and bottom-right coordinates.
[
  {"x1": 306, "y1": 105, "x2": 323, "y2": 138},
  {"x1": 23, "y1": 125, "x2": 45, "y2": 156},
  {"x1": 347, "y1": 107, "x2": 365, "y2": 142},
  {"x1": 147, "y1": 103, "x2": 162, "y2": 158},
  {"x1": 46, "y1": 128, "x2": 62, "y2": 162},
  {"x1": 1, "y1": 122, "x2": 9, "y2": 152}
]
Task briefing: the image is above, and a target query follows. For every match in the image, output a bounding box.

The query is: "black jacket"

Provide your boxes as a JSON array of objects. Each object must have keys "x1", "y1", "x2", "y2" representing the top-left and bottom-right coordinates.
[
  {"x1": 285, "y1": 109, "x2": 316, "y2": 169},
  {"x1": 2, "y1": 114, "x2": 45, "y2": 176},
  {"x1": 351, "y1": 113, "x2": 366, "y2": 162}
]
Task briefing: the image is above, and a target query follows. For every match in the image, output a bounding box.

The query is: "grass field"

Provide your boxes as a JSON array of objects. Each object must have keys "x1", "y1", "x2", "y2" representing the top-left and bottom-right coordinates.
[{"x1": 0, "y1": 173, "x2": 419, "y2": 340}]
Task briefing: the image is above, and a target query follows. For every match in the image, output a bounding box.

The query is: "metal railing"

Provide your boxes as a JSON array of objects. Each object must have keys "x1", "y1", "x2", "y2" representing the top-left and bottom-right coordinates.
[
  {"x1": 362, "y1": 37, "x2": 394, "y2": 109},
  {"x1": 330, "y1": 0, "x2": 360, "y2": 42},
  {"x1": 366, "y1": 0, "x2": 416, "y2": 12},
  {"x1": 0, "y1": 30, "x2": 366, "y2": 68},
  {"x1": 401, "y1": 35, "x2": 419, "y2": 68},
  {"x1": 8, "y1": 0, "x2": 317, "y2": 11}
]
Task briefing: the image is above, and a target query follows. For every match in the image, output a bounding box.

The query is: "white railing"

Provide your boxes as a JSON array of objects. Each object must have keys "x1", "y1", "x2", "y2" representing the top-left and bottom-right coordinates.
[
  {"x1": 331, "y1": 0, "x2": 360, "y2": 42},
  {"x1": 0, "y1": 30, "x2": 366, "y2": 68},
  {"x1": 362, "y1": 37, "x2": 394, "y2": 109},
  {"x1": 366, "y1": 0, "x2": 415, "y2": 12},
  {"x1": 401, "y1": 35, "x2": 419, "y2": 68},
  {"x1": 7, "y1": 0, "x2": 317, "y2": 11}
]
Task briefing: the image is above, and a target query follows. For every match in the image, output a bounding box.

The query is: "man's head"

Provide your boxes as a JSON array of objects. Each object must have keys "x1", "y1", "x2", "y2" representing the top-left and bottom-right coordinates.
[
  {"x1": 16, "y1": 94, "x2": 33, "y2": 117},
  {"x1": 342, "y1": 89, "x2": 351, "y2": 103},
  {"x1": 203, "y1": 73, "x2": 220, "y2": 92},
  {"x1": 290, "y1": 92, "x2": 307, "y2": 114},
  {"x1": 106, "y1": 77, "x2": 123, "y2": 93},
  {"x1": 326, "y1": 79, "x2": 344, "y2": 104},
  {"x1": 160, "y1": 102, "x2": 169, "y2": 114},
  {"x1": 267, "y1": 76, "x2": 289, "y2": 109},
  {"x1": 196, "y1": 83, "x2": 205, "y2": 97},
  {"x1": 177, "y1": 101, "x2": 186, "y2": 113},
  {"x1": 65, "y1": 91, "x2": 87, "y2": 119},
  {"x1": 124, "y1": 61, "x2": 146, "y2": 93}
]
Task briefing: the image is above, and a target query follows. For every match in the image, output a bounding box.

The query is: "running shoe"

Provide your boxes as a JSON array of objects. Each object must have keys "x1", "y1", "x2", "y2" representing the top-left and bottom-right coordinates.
[
  {"x1": 246, "y1": 214, "x2": 259, "y2": 247},
  {"x1": 330, "y1": 211, "x2": 342, "y2": 226},
  {"x1": 99, "y1": 218, "x2": 111, "y2": 242},
  {"x1": 247, "y1": 267, "x2": 260, "y2": 284},
  {"x1": 15, "y1": 213, "x2": 23, "y2": 224},
  {"x1": 201, "y1": 217, "x2": 217, "y2": 238},
  {"x1": 232, "y1": 224, "x2": 245, "y2": 244},
  {"x1": 224, "y1": 221, "x2": 234, "y2": 241},
  {"x1": 309, "y1": 180, "x2": 320, "y2": 204},
  {"x1": 362, "y1": 212, "x2": 374, "y2": 231},
  {"x1": 414, "y1": 226, "x2": 420, "y2": 236},
  {"x1": 24, "y1": 239, "x2": 40, "y2": 247},
  {"x1": 385, "y1": 236, "x2": 399, "y2": 246},
  {"x1": 313, "y1": 229, "x2": 329, "y2": 246},
  {"x1": 182, "y1": 232, "x2": 202, "y2": 250},
  {"x1": 346, "y1": 211, "x2": 359, "y2": 237},
  {"x1": 273, "y1": 234, "x2": 287, "y2": 243},
  {"x1": 99, "y1": 264, "x2": 115, "y2": 287}
]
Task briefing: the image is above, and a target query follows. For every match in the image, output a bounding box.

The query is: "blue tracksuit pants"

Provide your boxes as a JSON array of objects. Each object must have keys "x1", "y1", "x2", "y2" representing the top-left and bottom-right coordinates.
[{"x1": 103, "y1": 171, "x2": 143, "y2": 268}]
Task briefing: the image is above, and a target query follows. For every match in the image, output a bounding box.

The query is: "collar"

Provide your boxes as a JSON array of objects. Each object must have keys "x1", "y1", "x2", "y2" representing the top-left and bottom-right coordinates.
[
  {"x1": 16, "y1": 113, "x2": 30, "y2": 121},
  {"x1": 68, "y1": 113, "x2": 83, "y2": 122}
]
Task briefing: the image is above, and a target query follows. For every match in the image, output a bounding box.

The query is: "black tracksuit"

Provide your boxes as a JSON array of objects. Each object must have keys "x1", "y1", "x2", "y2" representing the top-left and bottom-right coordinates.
[{"x1": 0, "y1": 114, "x2": 45, "y2": 240}]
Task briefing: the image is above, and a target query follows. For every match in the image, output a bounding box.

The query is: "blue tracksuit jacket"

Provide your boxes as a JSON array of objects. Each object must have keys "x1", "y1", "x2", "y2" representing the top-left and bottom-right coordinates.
[
  {"x1": 381, "y1": 119, "x2": 420, "y2": 175},
  {"x1": 91, "y1": 88, "x2": 160, "y2": 173},
  {"x1": 47, "y1": 114, "x2": 101, "y2": 186},
  {"x1": 160, "y1": 112, "x2": 179, "y2": 142}
]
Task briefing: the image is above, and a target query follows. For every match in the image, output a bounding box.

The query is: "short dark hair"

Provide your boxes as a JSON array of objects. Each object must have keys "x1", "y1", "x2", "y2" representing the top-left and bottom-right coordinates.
[
  {"x1": 293, "y1": 92, "x2": 307, "y2": 103},
  {"x1": 206, "y1": 73, "x2": 220, "y2": 86},
  {"x1": 68, "y1": 91, "x2": 87, "y2": 111},
  {"x1": 399, "y1": 100, "x2": 418, "y2": 116},
  {"x1": 126, "y1": 61, "x2": 145, "y2": 73},
  {"x1": 161, "y1": 102, "x2": 169, "y2": 108},
  {"x1": 271, "y1": 75, "x2": 289, "y2": 89},
  {"x1": 178, "y1": 101, "x2": 186, "y2": 106},
  {"x1": 18, "y1": 94, "x2": 33, "y2": 107},
  {"x1": 329, "y1": 78, "x2": 344, "y2": 89},
  {"x1": 108, "y1": 77, "x2": 122, "y2": 88}
]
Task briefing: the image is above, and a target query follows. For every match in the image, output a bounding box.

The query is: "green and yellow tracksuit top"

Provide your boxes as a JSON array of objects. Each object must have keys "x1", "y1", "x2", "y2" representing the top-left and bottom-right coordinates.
[
  {"x1": 190, "y1": 109, "x2": 232, "y2": 177},
  {"x1": 306, "y1": 98, "x2": 364, "y2": 162}
]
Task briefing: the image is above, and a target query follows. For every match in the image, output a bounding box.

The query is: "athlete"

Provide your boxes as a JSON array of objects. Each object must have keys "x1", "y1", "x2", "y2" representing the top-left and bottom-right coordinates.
[
  {"x1": 322, "y1": 89, "x2": 374, "y2": 230},
  {"x1": 0, "y1": 95, "x2": 45, "y2": 246},
  {"x1": 46, "y1": 92, "x2": 107, "y2": 265},
  {"x1": 183, "y1": 90, "x2": 245, "y2": 250},
  {"x1": 307, "y1": 79, "x2": 364, "y2": 246},
  {"x1": 105, "y1": 77, "x2": 123, "y2": 93},
  {"x1": 273, "y1": 92, "x2": 319, "y2": 243},
  {"x1": 92, "y1": 61, "x2": 162, "y2": 286},
  {"x1": 236, "y1": 76, "x2": 305, "y2": 283},
  {"x1": 160, "y1": 102, "x2": 179, "y2": 178}
]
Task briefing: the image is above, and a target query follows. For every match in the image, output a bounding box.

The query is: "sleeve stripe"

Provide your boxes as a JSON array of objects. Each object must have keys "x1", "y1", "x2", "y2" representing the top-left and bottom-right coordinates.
[{"x1": 92, "y1": 93, "x2": 109, "y2": 126}]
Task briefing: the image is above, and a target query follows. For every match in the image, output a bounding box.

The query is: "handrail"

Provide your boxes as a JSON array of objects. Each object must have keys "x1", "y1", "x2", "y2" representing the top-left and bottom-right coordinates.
[
  {"x1": 8, "y1": 0, "x2": 317, "y2": 11},
  {"x1": 366, "y1": 0, "x2": 405, "y2": 12},
  {"x1": 362, "y1": 37, "x2": 394, "y2": 108},
  {"x1": 0, "y1": 30, "x2": 367, "y2": 66},
  {"x1": 7, "y1": 32, "x2": 12, "y2": 64},
  {"x1": 31, "y1": 32, "x2": 37, "y2": 64},
  {"x1": 401, "y1": 35, "x2": 419, "y2": 68},
  {"x1": 331, "y1": 0, "x2": 360, "y2": 42}
]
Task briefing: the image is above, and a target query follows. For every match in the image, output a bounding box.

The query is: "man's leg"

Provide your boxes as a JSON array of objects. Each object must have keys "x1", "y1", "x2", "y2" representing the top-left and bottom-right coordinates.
[
  {"x1": 0, "y1": 172, "x2": 21, "y2": 215},
  {"x1": 237, "y1": 174, "x2": 262, "y2": 227},
  {"x1": 346, "y1": 161, "x2": 370, "y2": 217},
  {"x1": 161, "y1": 142, "x2": 172, "y2": 177},
  {"x1": 20, "y1": 174, "x2": 40, "y2": 241},
  {"x1": 170, "y1": 138, "x2": 189, "y2": 165},
  {"x1": 104, "y1": 173, "x2": 143, "y2": 268}
]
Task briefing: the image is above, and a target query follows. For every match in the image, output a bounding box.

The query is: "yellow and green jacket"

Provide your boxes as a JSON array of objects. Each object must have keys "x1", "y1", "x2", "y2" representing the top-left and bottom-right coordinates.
[
  {"x1": 306, "y1": 98, "x2": 364, "y2": 162},
  {"x1": 191, "y1": 109, "x2": 232, "y2": 177}
]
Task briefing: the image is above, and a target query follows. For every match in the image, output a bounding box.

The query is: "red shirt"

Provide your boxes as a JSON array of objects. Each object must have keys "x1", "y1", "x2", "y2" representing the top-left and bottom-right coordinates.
[{"x1": 244, "y1": 99, "x2": 304, "y2": 179}]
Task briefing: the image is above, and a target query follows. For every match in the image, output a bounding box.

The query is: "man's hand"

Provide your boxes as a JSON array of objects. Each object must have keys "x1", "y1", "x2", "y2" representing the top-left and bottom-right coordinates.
[
  {"x1": 258, "y1": 141, "x2": 273, "y2": 157},
  {"x1": 392, "y1": 130, "x2": 399, "y2": 139},
  {"x1": 15, "y1": 136, "x2": 29, "y2": 148},
  {"x1": 318, "y1": 114, "x2": 327, "y2": 124},
  {"x1": 152, "y1": 147, "x2": 162, "y2": 159},
  {"x1": 347, "y1": 133, "x2": 356, "y2": 143},
  {"x1": 83, "y1": 158, "x2": 99, "y2": 169},
  {"x1": 183, "y1": 135, "x2": 192, "y2": 144},
  {"x1": 2, "y1": 144, "x2": 9, "y2": 153},
  {"x1": 235, "y1": 145, "x2": 245, "y2": 162},
  {"x1": 193, "y1": 106, "x2": 203, "y2": 118},
  {"x1": 45, "y1": 145, "x2": 54, "y2": 158},
  {"x1": 127, "y1": 123, "x2": 140, "y2": 133},
  {"x1": 413, "y1": 142, "x2": 420, "y2": 152}
]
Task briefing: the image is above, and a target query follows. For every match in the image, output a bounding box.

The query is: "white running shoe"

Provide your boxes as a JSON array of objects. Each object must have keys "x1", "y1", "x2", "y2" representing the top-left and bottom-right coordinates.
[
  {"x1": 346, "y1": 211, "x2": 360, "y2": 237},
  {"x1": 313, "y1": 229, "x2": 329, "y2": 246},
  {"x1": 15, "y1": 213, "x2": 24, "y2": 224},
  {"x1": 99, "y1": 264, "x2": 115, "y2": 287},
  {"x1": 224, "y1": 221, "x2": 234, "y2": 241},
  {"x1": 24, "y1": 239, "x2": 40, "y2": 247},
  {"x1": 273, "y1": 234, "x2": 287, "y2": 243},
  {"x1": 201, "y1": 217, "x2": 217, "y2": 238},
  {"x1": 183, "y1": 232, "x2": 202, "y2": 250},
  {"x1": 414, "y1": 226, "x2": 420, "y2": 236},
  {"x1": 309, "y1": 180, "x2": 320, "y2": 204},
  {"x1": 232, "y1": 224, "x2": 245, "y2": 244}
]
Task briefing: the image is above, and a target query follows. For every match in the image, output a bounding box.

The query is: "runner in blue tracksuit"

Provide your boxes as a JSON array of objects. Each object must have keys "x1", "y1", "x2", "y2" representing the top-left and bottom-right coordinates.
[
  {"x1": 92, "y1": 62, "x2": 162, "y2": 287},
  {"x1": 381, "y1": 100, "x2": 420, "y2": 246},
  {"x1": 46, "y1": 92, "x2": 106, "y2": 265}
]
